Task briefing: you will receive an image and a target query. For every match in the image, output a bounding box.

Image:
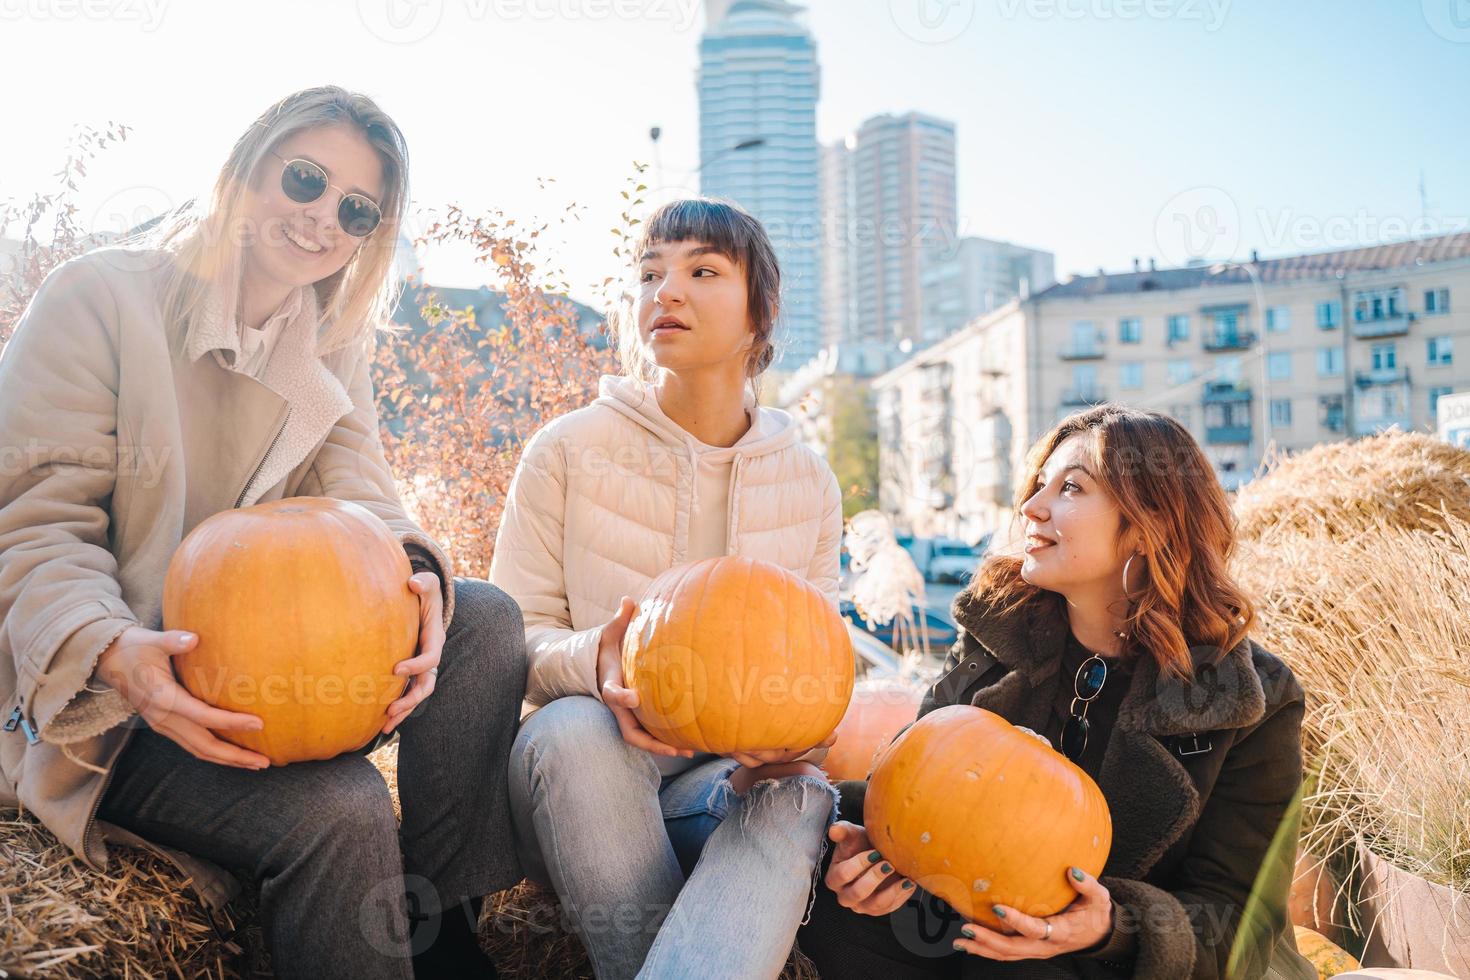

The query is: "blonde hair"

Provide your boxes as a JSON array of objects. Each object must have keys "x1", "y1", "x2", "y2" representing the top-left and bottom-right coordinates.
[
  {"x1": 148, "y1": 86, "x2": 409, "y2": 355},
  {"x1": 612, "y1": 198, "x2": 781, "y2": 396}
]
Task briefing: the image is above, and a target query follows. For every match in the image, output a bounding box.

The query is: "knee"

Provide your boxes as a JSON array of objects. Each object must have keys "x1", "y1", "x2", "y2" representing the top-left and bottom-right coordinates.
[
  {"x1": 452, "y1": 578, "x2": 524, "y2": 635},
  {"x1": 512, "y1": 696, "x2": 653, "y2": 781},
  {"x1": 264, "y1": 763, "x2": 398, "y2": 874},
  {"x1": 446, "y1": 579, "x2": 527, "y2": 676}
]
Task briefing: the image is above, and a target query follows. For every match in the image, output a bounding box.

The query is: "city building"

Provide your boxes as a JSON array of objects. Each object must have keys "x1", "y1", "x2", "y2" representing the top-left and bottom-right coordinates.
[
  {"x1": 920, "y1": 235, "x2": 1056, "y2": 343},
  {"x1": 873, "y1": 233, "x2": 1470, "y2": 541},
  {"x1": 846, "y1": 112, "x2": 957, "y2": 350},
  {"x1": 698, "y1": 0, "x2": 822, "y2": 369}
]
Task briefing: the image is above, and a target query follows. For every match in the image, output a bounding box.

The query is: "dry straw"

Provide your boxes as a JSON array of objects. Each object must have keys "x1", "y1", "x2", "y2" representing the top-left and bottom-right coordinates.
[{"x1": 1232, "y1": 433, "x2": 1470, "y2": 942}]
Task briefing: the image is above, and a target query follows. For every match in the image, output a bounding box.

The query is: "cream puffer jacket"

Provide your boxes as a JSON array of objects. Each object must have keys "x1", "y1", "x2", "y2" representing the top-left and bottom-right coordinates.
[{"x1": 489, "y1": 375, "x2": 844, "y2": 710}]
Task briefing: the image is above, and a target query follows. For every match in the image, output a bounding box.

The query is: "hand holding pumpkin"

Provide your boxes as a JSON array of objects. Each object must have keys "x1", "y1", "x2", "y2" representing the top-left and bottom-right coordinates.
[
  {"x1": 95, "y1": 626, "x2": 270, "y2": 770},
  {"x1": 952, "y1": 867, "x2": 1113, "y2": 960},
  {"x1": 728, "y1": 731, "x2": 837, "y2": 770},
  {"x1": 596, "y1": 596, "x2": 695, "y2": 760},
  {"x1": 823, "y1": 820, "x2": 915, "y2": 917},
  {"x1": 381, "y1": 570, "x2": 445, "y2": 735}
]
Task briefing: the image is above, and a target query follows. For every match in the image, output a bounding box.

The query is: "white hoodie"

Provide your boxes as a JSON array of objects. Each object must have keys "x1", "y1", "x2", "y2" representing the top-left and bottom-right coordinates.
[{"x1": 489, "y1": 376, "x2": 844, "y2": 770}]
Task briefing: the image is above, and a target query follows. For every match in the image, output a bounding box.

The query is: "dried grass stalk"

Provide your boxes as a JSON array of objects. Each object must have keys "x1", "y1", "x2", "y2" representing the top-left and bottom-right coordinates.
[{"x1": 1233, "y1": 513, "x2": 1470, "y2": 933}]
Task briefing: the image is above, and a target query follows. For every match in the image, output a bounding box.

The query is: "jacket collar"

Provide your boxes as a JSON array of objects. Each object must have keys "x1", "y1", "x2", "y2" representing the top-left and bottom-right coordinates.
[{"x1": 951, "y1": 587, "x2": 1266, "y2": 738}]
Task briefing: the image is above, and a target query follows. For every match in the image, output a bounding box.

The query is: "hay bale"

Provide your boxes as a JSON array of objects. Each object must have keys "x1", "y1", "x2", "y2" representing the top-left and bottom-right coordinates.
[
  {"x1": 2, "y1": 742, "x2": 821, "y2": 978},
  {"x1": 1235, "y1": 432, "x2": 1470, "y2": 541},
  {"x1": 0, "y1": 808, "x2": 264, "y2": 978}
]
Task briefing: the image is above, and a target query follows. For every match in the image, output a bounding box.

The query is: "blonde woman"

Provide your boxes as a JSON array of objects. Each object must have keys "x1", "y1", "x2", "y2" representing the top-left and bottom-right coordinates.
[
  {"x1": 491, "y1": 198, "x2": 845, "y2": 979},
  {"x1": 0, "y1": 87, "x2": 525, "y2": 979}
]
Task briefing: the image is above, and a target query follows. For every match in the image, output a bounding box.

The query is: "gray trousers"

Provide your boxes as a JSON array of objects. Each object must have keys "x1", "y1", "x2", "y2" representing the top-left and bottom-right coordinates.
[{"x1": 99, "y1": 578, "x2": 527, "y2": 980}]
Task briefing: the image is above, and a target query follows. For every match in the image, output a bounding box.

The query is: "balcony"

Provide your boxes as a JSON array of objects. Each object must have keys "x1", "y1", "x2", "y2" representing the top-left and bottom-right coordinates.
[
  {"x1": 1203, "y1": 331, "x2": 1257, "y2": 352},
  {"x1": 1351, "y1": 314, "x2": 1411, "y2": 340},
  {"x1": 1060, "y1": 388, "x2": 1107, "y2": 407},
  {"x1": 1059, "y1": 345, "x2": 1105, "y2": 361},
  {"x1": 1355, "y1": 367, "x2": 1411, "y2": 387},
  {"x1": 1202, "y1": 381, "x2": 1252, "y2": 403},
  {"x1": 1206, "y1": 424, "x2": 1253, "y2": 445}
]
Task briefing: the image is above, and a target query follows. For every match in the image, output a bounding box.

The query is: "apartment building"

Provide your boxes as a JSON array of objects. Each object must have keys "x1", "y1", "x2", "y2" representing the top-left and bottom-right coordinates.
[{"x1": 873, "y1": 233, "x2": 1470, "y2": 540}]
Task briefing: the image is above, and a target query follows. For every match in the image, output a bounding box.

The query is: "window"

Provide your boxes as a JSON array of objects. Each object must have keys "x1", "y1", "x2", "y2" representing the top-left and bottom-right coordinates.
[
  {"x1": 1430, "y1": 386, "x2": 1454, "y2": 416},
  {"x1": 1170, "y1": 404, "x2": 1193, "y2": 427},
  {"x1": 1268, "y1": 351, "x2": 1293, "y2": 380},
  {"x1": 1425, "y1": 288, "x2": 1450, "y2": 315},
  {"x1": 1266, "y1": 306, "x2": 1291, "y2": 332},
  {"x1": 1319, "y1": 394, "x2": 1345, "y2": 431},
  {"x1": 1070, "y1": 321, "x2": 1100, "y2": 355},
  {"x1": 1217, "y1": 355, "x2": 1243, "y2": 384},
  {"x1": 1270, "y1": 398, "x2": 1293, "y2": 428},
  {"x1": 1212, "y1": 310, "x2": 1240, "y2": 335},
  {"x1": 1118, "y1": 317, "x2": 1141, "y2": 344},
  {"x1": 1167, "y1": 314, "x2": 1190, "y2": 343},
  {"x1": 1317, "y1": 301, "x2": 1341, "y2": 329},
  {"x1": 1318, "y1": 347, "x2": 1344, "y2": 377},
  {"x1": 1120, "y1": 362, "x2": 1143, "y2": 389},
  {"x1": 1371, "y1": 343, "x2": 1397, "y2": 371},
  {"x1": 1167, "y1": 360, "x2": 1194, "y2": 385},
  {"x1": 1353, "y1": 287, "x2": 1406, "y2": 323},
  {"x1": 1073, "y1": 363, "x2": 1098, "y2": 393},
  {"x1": 1428, "y1": 336, "x2": 1454, "y2": 366}
]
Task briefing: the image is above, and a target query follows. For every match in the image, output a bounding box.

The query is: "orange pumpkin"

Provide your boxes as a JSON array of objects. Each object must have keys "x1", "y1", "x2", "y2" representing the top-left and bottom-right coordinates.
[
  {"x1": 865, "y1": 704, "x2": 1112, "y2": 928},
  {"x1": 163, "y1": 498, "x2": 419, "y2": 766},
  {"x1": 621, "y1": 556, "x2": 855, "y2": 754},
  {"x1": 822, "y1": 679, "x2": 923, "y2": 782}
]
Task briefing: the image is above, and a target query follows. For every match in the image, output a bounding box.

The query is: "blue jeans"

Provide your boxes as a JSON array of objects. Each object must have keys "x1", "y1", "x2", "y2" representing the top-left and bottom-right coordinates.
[{"x1": 508, "y1": 696, "x2": 839, "y2": 980}]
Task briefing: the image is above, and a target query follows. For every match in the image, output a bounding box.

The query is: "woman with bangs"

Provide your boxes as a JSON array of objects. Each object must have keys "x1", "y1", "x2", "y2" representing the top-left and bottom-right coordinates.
[
  {"x1": 799, "y1": 406, "x2": 1317, "y2": 980},
  {"x1": 0, "y1": 87, "x2": 526, "y2": 978},
  {"x1": 491, "y1": 197, "x2": 844, "y2": 979}
]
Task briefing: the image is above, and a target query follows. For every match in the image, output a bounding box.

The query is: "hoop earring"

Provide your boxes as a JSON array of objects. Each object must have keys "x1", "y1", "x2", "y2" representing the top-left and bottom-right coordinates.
[{"x1": 1121, "y1": 552, "x2": 1140, "y2": 597}]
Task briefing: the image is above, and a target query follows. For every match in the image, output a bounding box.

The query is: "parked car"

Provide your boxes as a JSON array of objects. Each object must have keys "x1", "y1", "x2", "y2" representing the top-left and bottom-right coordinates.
[
  {"x1": 841, "y1": 600, "x2": 958, "y2": 655},
  {"x1": 847, "y1": 624, "x2": 901, "y2": 679},
  {"x1": 926, "y1": 535, "x2": 990, "y2": 584}
]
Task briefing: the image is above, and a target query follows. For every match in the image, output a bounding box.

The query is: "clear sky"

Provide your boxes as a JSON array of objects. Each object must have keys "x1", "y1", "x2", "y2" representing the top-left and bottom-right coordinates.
[{"x1": 2, "y1": 0, "x2": 1467, "y2": 308}]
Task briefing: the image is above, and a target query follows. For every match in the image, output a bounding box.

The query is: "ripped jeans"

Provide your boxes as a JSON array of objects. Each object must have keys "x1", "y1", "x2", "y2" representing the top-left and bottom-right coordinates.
[{"x1": 507, "y1": 695, "x2": 839, "y2": 980}]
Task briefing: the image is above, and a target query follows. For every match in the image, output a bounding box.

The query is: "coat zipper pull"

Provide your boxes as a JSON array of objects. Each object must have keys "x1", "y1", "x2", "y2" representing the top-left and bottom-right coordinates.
[{"x1": 5, "y1": 706, "x2": 39, "y2": 744}]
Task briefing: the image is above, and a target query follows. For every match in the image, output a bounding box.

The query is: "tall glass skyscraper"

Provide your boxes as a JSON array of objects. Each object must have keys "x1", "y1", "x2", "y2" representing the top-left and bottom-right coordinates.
[{"x1": 698, "y1": 0, "x2": 822, "y2": 370}]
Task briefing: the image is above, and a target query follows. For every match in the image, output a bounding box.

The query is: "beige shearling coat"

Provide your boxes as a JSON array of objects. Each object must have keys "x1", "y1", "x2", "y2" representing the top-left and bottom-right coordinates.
[{"x1": 0, "y1": 247, "x2": 454, "y2": 906}]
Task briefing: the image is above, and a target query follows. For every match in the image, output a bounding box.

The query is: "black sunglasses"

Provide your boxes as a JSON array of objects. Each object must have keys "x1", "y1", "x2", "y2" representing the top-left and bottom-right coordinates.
[
  {"x1": 1061, "y1": 656, "x2": 1108, "y2": 763},
  {"x1": 271, "y1": 152, "x2": 383, "y2": 238}
]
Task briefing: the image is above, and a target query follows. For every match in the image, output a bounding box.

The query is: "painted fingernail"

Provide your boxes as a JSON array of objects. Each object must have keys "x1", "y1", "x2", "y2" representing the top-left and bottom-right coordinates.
[
  {"x1": 880, "y1": 863, "x2": 892, "y2": 874},
  {"x1": 952, "y1": 941, "x2": 966, "y2": 951},
  {"x1": 961, "y1": 926, "x2": 975, "y2": 939},
  {"x1": 1072, "y1": 867, "x2": 1085, "y2": 881},
  {"x1": 993, "y1": 905, "x2": 1006, "y2": 918},
  {"x1": 867, "y1": 851, "x2": 883, "y2": 863},
  {"x1": 902, "y1": 880, "x2": 915, "y2": 890}
]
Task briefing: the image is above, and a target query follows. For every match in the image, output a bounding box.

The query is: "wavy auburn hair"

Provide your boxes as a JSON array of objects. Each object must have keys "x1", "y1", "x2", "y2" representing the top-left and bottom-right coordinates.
[{"x1": 971, "y1": 405, "x2": 1255, "y2": 679}]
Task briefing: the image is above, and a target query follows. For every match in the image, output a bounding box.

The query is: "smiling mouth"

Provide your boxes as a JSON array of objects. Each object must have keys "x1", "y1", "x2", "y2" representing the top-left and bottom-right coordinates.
[{"x1": 283, "y1": 226, "x2": 324, "y2": 254}]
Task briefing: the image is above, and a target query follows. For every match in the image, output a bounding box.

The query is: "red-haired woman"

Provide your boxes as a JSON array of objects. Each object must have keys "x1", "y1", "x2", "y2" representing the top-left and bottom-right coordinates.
[{"x1": 798, "y1": 406, "x2": 1317, "y2": 980}]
